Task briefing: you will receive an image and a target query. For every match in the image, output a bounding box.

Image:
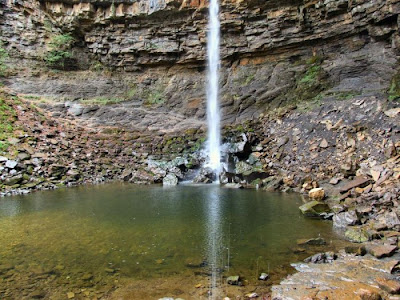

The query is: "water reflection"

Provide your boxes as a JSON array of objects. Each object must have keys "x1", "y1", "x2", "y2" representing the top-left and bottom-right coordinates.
[{"x1": 205, "y1": 186, "x2": 223, "y2": 298}]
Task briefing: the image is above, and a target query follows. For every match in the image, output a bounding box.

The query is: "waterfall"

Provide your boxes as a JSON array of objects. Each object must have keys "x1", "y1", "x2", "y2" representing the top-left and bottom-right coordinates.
[{"x1": 206, "y1": 0, "x2": 221, "y2": 177}]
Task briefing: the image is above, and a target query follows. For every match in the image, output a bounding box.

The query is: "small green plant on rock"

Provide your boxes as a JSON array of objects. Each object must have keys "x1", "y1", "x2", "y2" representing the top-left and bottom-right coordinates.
[
  {"x1": 388, "y1": 71, "x2": 400, "y2": 102},
  {"x1": 0, "y1": 42, "x2": 8, "y2": 77},
  {"x1": 0, "y1": 97, "x2": 17, "y2": 153},
  {"x1": 44, "y1": 34, "x2": 74, "y2": 69}
]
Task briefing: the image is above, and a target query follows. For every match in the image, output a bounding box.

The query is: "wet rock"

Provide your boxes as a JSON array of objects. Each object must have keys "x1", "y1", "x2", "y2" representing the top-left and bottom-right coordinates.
[
  {"x1": 163, "y1": 173, "x2": 178, "y2": 186},
  {"x1": 81, "y1": 272, "x2": 93, "y2": 281},
  {"x1": 297, "y1": 237, "x2": 326, "y2": 246},
  {"x1": 376, "y1": 277, "x2": 400, "y2": 294},
  {"x1": 193, "y1": 167, "x2": 216, "y2": 184},
  {"x1": 105, "y1": 268, "x2": 115, "y2": 273},
  {"x1": 345, "y1": 227, "x2": 369, "y2": 243},
  {"x1": 262, "y1": 176, "x2": 283, "y2": 192},
  {"x1": 259, "y1": 273, "x2": 269, "y2": 280},
  {"x1": 299, "y1": 201, "x2": 330, "y2": 218},
  {"x1": 308, "y1": 187, "x2": 325, "y2": 201},
  {"x1": 333, "y1": 210, "x2": 360, "y2": 228},
  {"x1": 367, "y1": 244, "x2": 397, "y2": 259},
  {"x1": 304, "y1": 252, "x2": 337, "y2": 264},
  {"x1": 245, "y1": 292, "x2": 258, "y2": 298},
  {"x1": 235, "y1": 161, "x2": 253, "y2": 175},
  {"x1": 224, "y1": 183, "x2": 243, "y2": 189},
  {"x1": 30, "y1": 290, "x2": 46, "y2": 299},
  {"x1": 226, "y1": 275, "x2": 240, "y2": 285},
  {"x1": 345, "y1": 245, "x2": 367, "y2": 256}
]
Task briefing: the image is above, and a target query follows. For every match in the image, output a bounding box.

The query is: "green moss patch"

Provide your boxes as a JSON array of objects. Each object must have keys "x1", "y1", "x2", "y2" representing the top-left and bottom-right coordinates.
[{"x1": 0, "y1": 96, "x2": 18, "y2": 153}]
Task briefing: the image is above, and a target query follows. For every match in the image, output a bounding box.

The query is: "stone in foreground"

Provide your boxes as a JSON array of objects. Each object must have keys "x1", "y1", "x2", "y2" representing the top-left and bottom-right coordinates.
[
  {"x1": 226, "y1": 276, "x2": 240, "y2": 285},
  {"x1": 299, "y1": 201, "x2": 330, "y2": 218},
  {"x1": 308, "y1": 187, "x2": 325, "y2": 201}
]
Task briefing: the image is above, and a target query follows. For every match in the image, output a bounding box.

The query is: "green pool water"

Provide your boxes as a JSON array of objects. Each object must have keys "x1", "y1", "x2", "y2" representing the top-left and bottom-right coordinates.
[{"x1": 0, "y1": 184, "x2": 345, "y2": 299}]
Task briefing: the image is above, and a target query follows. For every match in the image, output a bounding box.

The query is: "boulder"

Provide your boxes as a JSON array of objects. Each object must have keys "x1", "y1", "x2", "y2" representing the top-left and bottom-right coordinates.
[
  {"x1": 5, "y1": 160, "x2": 18, "y2": 169},
  {"x1": 345, "y1": 227, "x2": 369, "y2": 243},
  {"x1": 340, "y1": 176, "x2": 370, "y2": 193},
  {"x1": 376, "y1": 277, "x2": 400, "y2": 294},
  {"x1": 308, "y1": 188, "x2": 325, "y2": 201},
  {"x1": 304, "y1": 252, "x2": 337, "y2": 264},
  {"x1": 344, "y1": 245, "x2": 367, "y2": 256},
  {"x1": 366, "y1": 244, "x2": 397, "y2": 259},
  {"x1": 226, "y1": 275, "x2": 240, "y2": 285},
  {"x1": 163, "y1": 173, "x2": 178, "y2": 186},
  {"x1": 333, "y1": 210, "x2": 360, "y2": 228},
  {"x1": 299, "y1": 201, "x2": 330, "y2": 218},
  {"x1": 193, "y1": 167, "x2": 216, "y2": 183},
  {"x1": 263, "y1": 176, "x2": 283, "y2": 192}
]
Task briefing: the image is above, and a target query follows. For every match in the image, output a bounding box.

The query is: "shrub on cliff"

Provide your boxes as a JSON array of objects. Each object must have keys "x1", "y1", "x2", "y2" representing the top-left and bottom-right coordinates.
[{"x1": 44, "y1": 34, "x2": 75, "y2": 69}]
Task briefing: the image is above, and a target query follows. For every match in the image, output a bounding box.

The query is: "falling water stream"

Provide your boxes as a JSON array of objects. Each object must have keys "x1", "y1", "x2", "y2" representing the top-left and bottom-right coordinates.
[
  {"x1": 206, "y1": 0, "x2": 222, "y2": 297},
  {"x1": 206, "y1": 0, "x2": 221, "y2": 176}
]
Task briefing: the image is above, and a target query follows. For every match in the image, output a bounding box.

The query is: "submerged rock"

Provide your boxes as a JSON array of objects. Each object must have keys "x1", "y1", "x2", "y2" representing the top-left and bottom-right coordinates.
[
  {"x1": 259, "y1": 273, "x2": 269, "y2": 280},
  {"x1": 226, "y1": 275, "x2": 240, "y2": 285},
  {"x1": 297, "y1": 237, "x2": 326, "y2": 246},
  {"x1": 299, "y1": 201, "x2": 330, "y2": 218},
  {"x1": 304, "y1": 252, "x2": 337, "y2": 264}
]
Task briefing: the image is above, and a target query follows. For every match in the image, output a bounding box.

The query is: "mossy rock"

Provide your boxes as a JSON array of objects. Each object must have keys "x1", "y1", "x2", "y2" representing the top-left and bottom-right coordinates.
[
  {"x1": 299, "y1": 201, "x2": 330, "y2": 218},
  {"x1": 345, "y1": 227, "x2": 369, "y2": 243}
]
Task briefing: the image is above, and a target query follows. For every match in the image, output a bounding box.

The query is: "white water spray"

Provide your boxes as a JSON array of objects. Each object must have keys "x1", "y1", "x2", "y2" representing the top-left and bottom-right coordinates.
[{"x1": 206, "y1": 0, "x2": 221, "y2": 176}]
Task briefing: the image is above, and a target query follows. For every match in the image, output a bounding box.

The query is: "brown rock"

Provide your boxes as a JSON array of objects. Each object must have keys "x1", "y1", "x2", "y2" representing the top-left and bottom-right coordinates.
[
  {"x1": 376, "y1": 277, "x2": 400, "y2": 294},
  {"x1": 308, "y1": 188, "x2": 325, "y2": 201},
  {"x1": 340, "y1": 177, "x2": 370, "y2": 193},
  {"x1": 319, "y1": 139, "x2": 328, "y2": 148},
  {"x1": 367, "y1": 244, "x2": 397, "y2": 259},
  {"x1": 355, "y1": 288, "x2": 382, "y2": 300}
]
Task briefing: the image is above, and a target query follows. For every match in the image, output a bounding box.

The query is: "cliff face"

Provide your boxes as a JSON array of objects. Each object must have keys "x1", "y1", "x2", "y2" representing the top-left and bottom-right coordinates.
[{"x1": 0, "y1": 0, "x2": 399, "y2": 132}]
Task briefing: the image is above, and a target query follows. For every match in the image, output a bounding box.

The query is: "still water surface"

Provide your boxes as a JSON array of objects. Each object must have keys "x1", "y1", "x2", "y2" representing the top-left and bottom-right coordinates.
[{"x1": 0, "y1": 184, "x2": 343, "y2": 299}]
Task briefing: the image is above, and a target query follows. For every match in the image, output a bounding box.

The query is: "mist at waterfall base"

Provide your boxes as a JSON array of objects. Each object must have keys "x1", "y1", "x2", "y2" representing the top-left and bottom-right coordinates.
[{"x1": 205, "y1": 0, "x2": 221, "y2": 177}]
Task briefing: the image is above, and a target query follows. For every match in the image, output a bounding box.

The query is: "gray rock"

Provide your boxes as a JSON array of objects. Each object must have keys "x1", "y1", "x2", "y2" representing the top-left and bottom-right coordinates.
[
  {"x1": 67, "y1": 103, "x2": 84, "y2": 116},
  {"x1": 304, "y1": 252, "x2": 337, "y2": 264},
  {"x1": 333, "y1": 210, "x2": 360, "y2": 228},
  {"x1": 163, "y1": 173, "x2": 178, "y2": 186},
  {"x1": 0, "y1": 156, "x2": 8, "y2": 162},
  {"x1": 224, "y1": 183, "x2": 243, "y2": 189},
  {"x1": 5, "y1": 160, "x2": 18, "y2": 169}
]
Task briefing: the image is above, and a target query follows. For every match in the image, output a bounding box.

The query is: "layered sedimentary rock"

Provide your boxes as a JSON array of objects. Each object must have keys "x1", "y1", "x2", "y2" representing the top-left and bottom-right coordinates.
[{"x1": 0, "y1": 0, "x2": 399, "y2": 131}]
